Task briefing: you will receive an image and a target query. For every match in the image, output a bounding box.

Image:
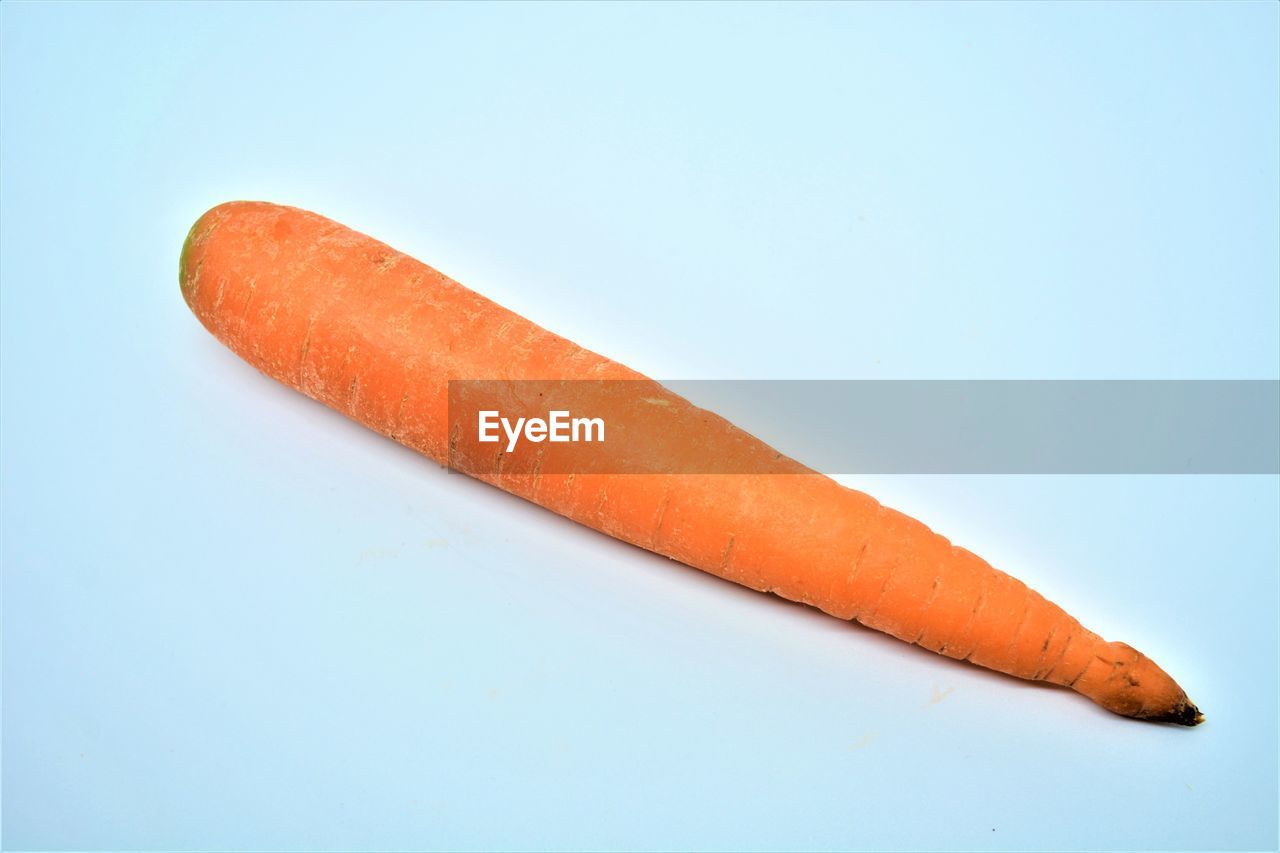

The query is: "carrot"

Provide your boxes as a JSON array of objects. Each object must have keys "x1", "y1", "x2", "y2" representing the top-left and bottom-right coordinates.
[{"x1": 179, "y1": 201, "x2": 1202, "y2": 726}]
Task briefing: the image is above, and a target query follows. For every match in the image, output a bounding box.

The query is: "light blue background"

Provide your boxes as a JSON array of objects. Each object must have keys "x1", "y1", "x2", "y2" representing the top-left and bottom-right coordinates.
[{"x1": 2, "y1": 2, "x2": 1277, "y2": 850}]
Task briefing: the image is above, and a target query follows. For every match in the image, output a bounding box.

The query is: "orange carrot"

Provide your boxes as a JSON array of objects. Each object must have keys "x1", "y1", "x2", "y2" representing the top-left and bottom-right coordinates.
[{"x1": 180, "y1": 201, "x2": 1202, "y2": 725}]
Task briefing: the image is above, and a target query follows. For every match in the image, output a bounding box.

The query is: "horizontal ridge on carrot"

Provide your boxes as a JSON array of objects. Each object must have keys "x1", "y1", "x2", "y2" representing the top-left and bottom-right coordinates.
[{"x1": 179, "y1": 201, "x2": 1202, "y2": 726}]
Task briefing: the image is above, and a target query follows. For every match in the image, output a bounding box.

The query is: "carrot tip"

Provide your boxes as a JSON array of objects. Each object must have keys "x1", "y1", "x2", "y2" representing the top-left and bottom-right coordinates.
[
  {"x1": 1147, "y1": 701, "x2": 1204, "y2": 727},
  {"x1": 179, "y1": 221, "x2": 200, "y2": 301}
]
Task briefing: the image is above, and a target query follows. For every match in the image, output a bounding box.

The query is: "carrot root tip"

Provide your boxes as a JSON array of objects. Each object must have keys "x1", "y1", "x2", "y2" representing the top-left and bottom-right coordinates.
[{"x1": 1146, "y1": 701, "x2": 1204, "y2": 727}]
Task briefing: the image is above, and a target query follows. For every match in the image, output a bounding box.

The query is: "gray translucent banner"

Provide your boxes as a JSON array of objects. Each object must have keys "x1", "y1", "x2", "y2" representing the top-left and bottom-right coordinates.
[{"x1": 446, "y1": 380, "x2": 1279, "y2": 475}]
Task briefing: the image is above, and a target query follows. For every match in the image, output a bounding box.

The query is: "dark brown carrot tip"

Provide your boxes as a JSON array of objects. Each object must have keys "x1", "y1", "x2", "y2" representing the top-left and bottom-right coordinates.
[{"x1": 1146, "y1": 701, "x2": 1204, "y2": 727}]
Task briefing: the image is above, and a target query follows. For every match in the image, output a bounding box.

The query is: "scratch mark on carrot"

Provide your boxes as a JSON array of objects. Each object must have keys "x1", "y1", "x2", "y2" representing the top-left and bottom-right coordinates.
[{"x1": 719, "y1": 534, "x2": 736, "y2": 573}]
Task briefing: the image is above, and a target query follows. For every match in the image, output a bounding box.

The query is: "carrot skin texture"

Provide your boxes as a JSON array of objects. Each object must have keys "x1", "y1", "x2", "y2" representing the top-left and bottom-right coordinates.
[{"x1": 180, "y1": 201, "x2": 1201, "y2": 726}]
